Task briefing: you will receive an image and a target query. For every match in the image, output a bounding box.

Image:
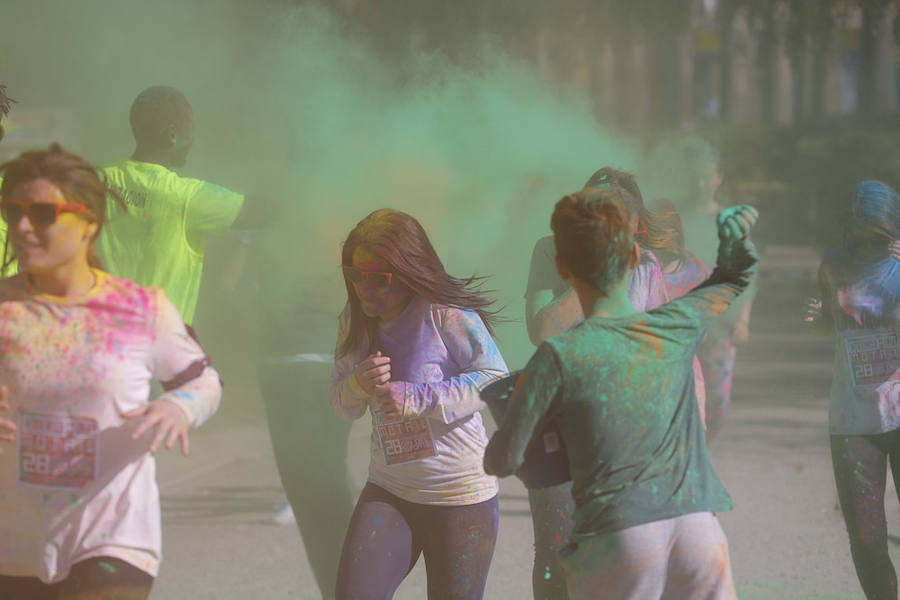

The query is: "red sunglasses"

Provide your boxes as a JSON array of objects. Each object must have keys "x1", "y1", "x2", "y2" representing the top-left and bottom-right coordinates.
[
  {"x1": 0, "y1": 200, "x2": 93, "y2": 227},
  {"x1": 635, "y1": 219, "x2": 647, "y2": 237},
  {"x1": 342, "y1": 265, "x2": 393, "y2": 289}
]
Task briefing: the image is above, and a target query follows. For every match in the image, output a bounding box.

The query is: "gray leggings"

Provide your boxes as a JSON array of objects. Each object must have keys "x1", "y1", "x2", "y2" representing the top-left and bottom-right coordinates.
[
  {"x1": 832, "y1": 430, "x2": 900, "y2": 600},
  {"x1": 528, "y1": 482, "x2": 574, "y2": 600},
  {"x1": 335, "y1": 483, "x2": 499, "y2": 600}
]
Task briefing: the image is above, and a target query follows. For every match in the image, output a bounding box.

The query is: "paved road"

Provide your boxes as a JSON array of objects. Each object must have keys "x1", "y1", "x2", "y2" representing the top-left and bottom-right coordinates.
[{"x1": 146, "y1": 248, "x2": 896, "y2": 599}]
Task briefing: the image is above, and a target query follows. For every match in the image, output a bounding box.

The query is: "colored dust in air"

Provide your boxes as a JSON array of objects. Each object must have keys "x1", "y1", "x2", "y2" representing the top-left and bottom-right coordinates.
[{"x1": 1, "y1": 0, "x2": 638, "y2": 369}]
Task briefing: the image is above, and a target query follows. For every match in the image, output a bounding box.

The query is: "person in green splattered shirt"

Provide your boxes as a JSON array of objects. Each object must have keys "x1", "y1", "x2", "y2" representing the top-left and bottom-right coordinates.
[{"x1": 485, "y1": 189, "x2": 758, "y2": 599}]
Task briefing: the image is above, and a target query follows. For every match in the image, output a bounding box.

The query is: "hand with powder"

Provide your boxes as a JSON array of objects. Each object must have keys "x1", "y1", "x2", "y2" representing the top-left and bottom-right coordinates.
[
  {"x1": 0, "y1": 386, "x2": 15, "y2": 453},
  {"x1": 890, "y1": 240, "x2": 900, "y2": 262},
  {"x1": 354, "y1": 351, "x2": 391, "y2": 396},
  {"x1": 374, "y1": 381, "x2": 406, "y2": 419},
  {"x1": 125, "y1": 399, "x2": 192, "y2": 456},
  {"x1": 804, "y1": 297, "x2": 823, "y2": 323},
  {"x1": 717, "y1": 205, "x2": 759, "y2": 241}
]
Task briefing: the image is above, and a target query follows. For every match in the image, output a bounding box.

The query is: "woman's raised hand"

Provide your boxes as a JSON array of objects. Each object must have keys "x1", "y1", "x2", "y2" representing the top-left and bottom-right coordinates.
[
  {"x1": 717, "y1": 205, "x2": 759, "y2": 241},
  {"x1": 354, "y1": 351, "x2": 391, "y2": 396},
  {"x1": 0, "y1": 386, "x2": 15, "y2": 453}
]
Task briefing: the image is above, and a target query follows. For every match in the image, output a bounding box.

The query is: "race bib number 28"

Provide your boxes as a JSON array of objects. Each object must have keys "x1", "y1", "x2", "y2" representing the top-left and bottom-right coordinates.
[
  {"x1": 375, "y1": 411, "x2": 437, "y2": 465},
  {"x1": 845, "y1": 333, "x2": 900, "y2": 387},
  {"x1": 18, "y1": 413, "x2": 99, "y2": 488}
]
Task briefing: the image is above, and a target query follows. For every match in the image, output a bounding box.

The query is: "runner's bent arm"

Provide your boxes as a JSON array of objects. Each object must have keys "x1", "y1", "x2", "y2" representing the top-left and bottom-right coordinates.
[
  {"x1": 396, "y1": 307, "x2": 508, "y2": 424},
  {"x1": 524, "y1": 238, "x2": 583, "y2": 345},
  {"x1": 484, "y1": 343, "x2": 562, "y2": 477},
  {"x1": 808, "y1": 261, "x2": 835, "y2": 333},
  {"x1": 148, "y1": 291, "x2": 223, "y2": 426},
  {"x1": 526, "y1": 287, "x2": 583, "y2": 346},
  {"x1": 670, "y1": 206, "x2": 760, "y2": 331}
]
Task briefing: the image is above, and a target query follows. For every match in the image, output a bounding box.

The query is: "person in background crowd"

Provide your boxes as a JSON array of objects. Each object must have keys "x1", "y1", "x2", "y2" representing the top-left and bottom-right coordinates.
[
  {"x1": 643, "y1": 136, "x2": 754, "y2": 440},
  {"x1": 646, "y1": 198, "x2": 711, "y2": 424},
  {"x1": 809, "y1": 180, "x2": 900, "y2": 600},
  {"x1": 96, "y1": 85, "x2": 254, "y2": 326}
]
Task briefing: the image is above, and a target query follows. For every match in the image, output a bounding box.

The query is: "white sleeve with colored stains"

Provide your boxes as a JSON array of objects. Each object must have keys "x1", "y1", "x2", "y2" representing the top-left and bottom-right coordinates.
[
  {"x1": 400, "y1": 306, "x2": 508, "y2": 424},
  {"x1": 630, "y1": 249, "x2": 669, "y2": 311},
  {"x1": 330, "y1": 306, "x2": 370, "y2": 420},
  {"x1": 148, "y1": 291, "x2": 222, "y2": 427}
]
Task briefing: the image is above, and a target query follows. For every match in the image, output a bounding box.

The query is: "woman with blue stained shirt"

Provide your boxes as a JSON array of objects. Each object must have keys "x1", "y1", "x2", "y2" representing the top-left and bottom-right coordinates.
[
  {"x1": 809, "y1": 181, "x2": 900, "y2": 600},
  {"x1": 331, "y1": 209, "x2": 507, "y2": 600},
  {"x1": 487, "y1": 189, "x2": 758, "y2": 599}
]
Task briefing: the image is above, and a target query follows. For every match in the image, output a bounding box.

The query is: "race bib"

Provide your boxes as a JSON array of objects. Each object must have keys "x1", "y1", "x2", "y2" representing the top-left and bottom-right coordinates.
[
  {"x1": 374, "y1": 410, "x2": 437, "y2": 465},
  {"x1": 845, "y1": 332, "x2": 900, "y2": 387},
  {"x1": 17, "y1": 413, "x2": 99, "y2": 488}
]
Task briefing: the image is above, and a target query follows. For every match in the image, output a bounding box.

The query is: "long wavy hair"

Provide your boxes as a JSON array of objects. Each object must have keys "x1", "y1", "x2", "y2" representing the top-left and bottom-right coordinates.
[
  {"x1": 838, "y1": 180, "x2": 900, "y2": 316},
  {"x1": 583, "y1": 166, "x2": 658, "y2": 249},
  {"x1": 337, "y1": 209, "x2": 500, "y2": 357},
  {"x1": 643, "y1": 199, "x2": 687, "y2": 268},
  {"x1": 0, "y1": 143, "x2": 124, "y2": 273}
]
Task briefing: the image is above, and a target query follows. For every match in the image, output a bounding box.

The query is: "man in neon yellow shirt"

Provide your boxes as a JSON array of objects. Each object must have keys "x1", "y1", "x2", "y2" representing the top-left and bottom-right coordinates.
[
  {"x1": 97, "y1": 86, "x2": 246, "y2": 325},
  {"x1": 0, "y1": 85, "x2": 17, "y2": 276}
]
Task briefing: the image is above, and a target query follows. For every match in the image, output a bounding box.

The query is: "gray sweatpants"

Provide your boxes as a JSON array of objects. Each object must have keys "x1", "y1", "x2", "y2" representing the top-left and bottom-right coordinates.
[{"x1": 558, "y1": 512, "x2": 737, "y2": 600}]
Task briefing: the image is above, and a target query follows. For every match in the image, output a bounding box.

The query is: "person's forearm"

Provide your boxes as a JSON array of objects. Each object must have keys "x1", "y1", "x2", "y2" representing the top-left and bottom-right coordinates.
[
  {"x1": 162, "y1": 366, "x2": 222, "y2": 428},
  {"x1": 527, "y1": 287, "x2": 583, "y2": 345},
  {"x1": 330, "y1": 372, "x2": 369, "y2": 420},
  {"x1": 402, "y1": 367, "x2": 507, "y2": 423},
  {"x1": 703, "y1": 235, "x2": 759, "y2": 296},
  {"x1": 484, "y1": 428, "x2": 521, "y2": 477}
]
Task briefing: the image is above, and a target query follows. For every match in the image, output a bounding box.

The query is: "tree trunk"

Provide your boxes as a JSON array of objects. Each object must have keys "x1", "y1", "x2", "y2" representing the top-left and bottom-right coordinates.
[
  {"x1": 717, "y1": 1, "x2": 739, "y2": 121},
  {"x1": 787, "y1": 1, "x2": 809, "y2": 123},
  {"x1": 757, "y1": 1, "x2": 778, "y2": 123},
  {"x1": 611, "y1": 14, "x2": 638, "y2": 132},
  {"x1": 645, "y1": 25, "x2": 683, "y2": 133},
  {"x1": 858, "y1": 0, "x2": 888, "y2": 116},
  {"x1": 809, "y1": 5, "x2": 832, "y2": 119}
]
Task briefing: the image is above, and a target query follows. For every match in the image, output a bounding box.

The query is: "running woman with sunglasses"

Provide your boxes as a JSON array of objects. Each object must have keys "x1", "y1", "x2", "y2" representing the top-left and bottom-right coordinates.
[
  {"x1": 331, "y1": 209, "x2": 507, "y2": 600},
  {"x1": 0, "y1": 144, "x2": 222, "y2": 600},
  {"x1": 808, "y1": 181, "x2": 900, "y2": 600},
  {"x1": 486, "y1": 191, "x2": 757, "y2": 599},
  {"x1": 522, "y1": 167, "x2": 669, "y2": 599}
]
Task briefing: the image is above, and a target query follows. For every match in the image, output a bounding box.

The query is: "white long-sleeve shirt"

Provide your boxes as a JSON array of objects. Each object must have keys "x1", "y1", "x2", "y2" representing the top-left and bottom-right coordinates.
[
  {"x1": 0, "y1": 271, "x2": 221, "y2": 583},
  {"x1": 331, "y1": 296, "x2": 507, "y2": 505}
]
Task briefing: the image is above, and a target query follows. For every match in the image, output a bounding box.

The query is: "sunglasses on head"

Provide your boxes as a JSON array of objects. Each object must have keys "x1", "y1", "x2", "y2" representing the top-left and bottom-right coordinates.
[
  {"x1": 342, "y1": 265, "x2": 393, "y2": 289},
  {"x1": 0, "y1": 200, "x2": 93, "y2": 227}
]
